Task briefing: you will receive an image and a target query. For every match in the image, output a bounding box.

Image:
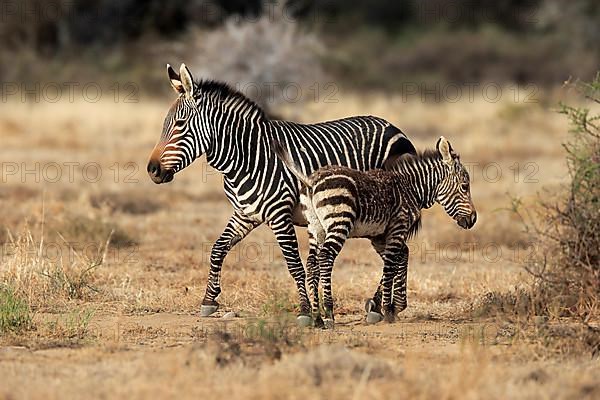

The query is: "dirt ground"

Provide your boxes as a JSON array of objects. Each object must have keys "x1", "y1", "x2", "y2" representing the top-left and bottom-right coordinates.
[
  {"x1": 2, "y1": 313, "x2": 599, "y2": 400},
  {"x1": 1, "y1": 91, "x2": 599, "y2": 399}
]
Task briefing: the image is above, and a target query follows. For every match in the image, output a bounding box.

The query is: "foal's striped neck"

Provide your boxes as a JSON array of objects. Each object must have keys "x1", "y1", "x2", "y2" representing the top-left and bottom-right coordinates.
[{"x1": 392, "y1": 152, "x2": 449, "y2": 209}]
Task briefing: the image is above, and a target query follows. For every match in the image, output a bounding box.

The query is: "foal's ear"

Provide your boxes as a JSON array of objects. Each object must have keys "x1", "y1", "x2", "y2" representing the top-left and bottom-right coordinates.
[
  {"x1": 167, "y1": 64, "x2": 184, "y2": 94},
  {"x1": 179, "y1": 63, "x2": 195, "y2": 98},
  {"x1": 436, "y1": 136, "x2": 454, "y2": 165}
]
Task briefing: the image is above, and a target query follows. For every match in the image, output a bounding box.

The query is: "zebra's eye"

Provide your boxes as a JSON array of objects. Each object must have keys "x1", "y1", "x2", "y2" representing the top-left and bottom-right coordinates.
[
  {"x1": 174, "y1": 120, "x2": 185, "y2": 128},
  {"x1": 461, "y1": 182, "x2": 469, "y2": 191}
]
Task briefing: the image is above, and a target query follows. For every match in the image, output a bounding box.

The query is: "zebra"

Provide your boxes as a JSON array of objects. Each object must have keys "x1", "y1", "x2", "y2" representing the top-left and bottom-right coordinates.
[
  {"x1": 273, "y1": 136, "x2": 477, "y2": 328},
  {"x1": 147, "y1": 63, "x2": 416, "y2": 325}
]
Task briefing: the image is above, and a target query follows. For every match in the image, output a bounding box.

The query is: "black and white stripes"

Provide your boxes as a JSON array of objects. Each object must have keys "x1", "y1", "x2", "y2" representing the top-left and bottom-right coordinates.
[
  {"x1": 147, "y1": 63, "x2": 416, "y2": 320},
  {"x1": 274, "y1": 137, "x2": 477, "y2": 327}
]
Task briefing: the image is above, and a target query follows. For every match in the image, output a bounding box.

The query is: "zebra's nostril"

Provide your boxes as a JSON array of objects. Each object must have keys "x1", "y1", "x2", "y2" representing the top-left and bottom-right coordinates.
[
  {"x1": 147, "y1": 161, "x2": 161, "y2": 177},
  {"x1": 471, "y1": 211, "x2": 477, "y2": 225}
]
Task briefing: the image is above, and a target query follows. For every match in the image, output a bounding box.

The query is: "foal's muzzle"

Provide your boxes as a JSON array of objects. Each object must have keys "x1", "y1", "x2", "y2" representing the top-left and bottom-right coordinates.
[
  {"x1": 457, "y1": 211, "x2": 477, "y2": 229},
  {"x1": 147, "y1": 159, "x2": 174, "y2": 184}
]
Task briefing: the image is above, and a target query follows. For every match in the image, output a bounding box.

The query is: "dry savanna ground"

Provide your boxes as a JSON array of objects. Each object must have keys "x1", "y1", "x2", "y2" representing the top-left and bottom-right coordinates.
[{"x1": 1, "y1": 88, "x2": 599, "y2": 399}]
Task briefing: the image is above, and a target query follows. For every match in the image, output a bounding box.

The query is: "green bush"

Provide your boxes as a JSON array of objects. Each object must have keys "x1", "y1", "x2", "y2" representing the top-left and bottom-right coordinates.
[
  {"x1": 0, "y1": 286, "x2": 32, "y2": 334},
  {"x1": 526, "y1": 74, "x2": 600, "y2": 321}
]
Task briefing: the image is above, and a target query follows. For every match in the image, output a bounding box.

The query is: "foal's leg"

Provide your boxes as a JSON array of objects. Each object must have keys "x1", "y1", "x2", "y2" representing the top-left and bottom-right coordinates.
[
  {"x1": 380, "y1": 257, "x2": 399, "y2": 323},
  {"x1": 367, "y1": 241, "x2": 410, "y2": 322},
  {"x1": 380, "y1": 226, "x2": 408, "y2": 323},
  {"x1": 365, "y1": 238, "x2": 385, "y2": 323},
  {"x1": 306, "y1": 229, "x2": 324, "y2": 327},
  {"x1": 392, "y1": 242, "x2": 410, "y2": 314},
  {"x1": 318, "y1": 230, "x2": 349, "y2": 329}
]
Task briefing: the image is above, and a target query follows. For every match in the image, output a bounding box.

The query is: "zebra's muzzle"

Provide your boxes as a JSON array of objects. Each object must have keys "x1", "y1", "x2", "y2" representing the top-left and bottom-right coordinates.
[{"x1": 147, "y1": 160, "x2": 174, "y2": 184}]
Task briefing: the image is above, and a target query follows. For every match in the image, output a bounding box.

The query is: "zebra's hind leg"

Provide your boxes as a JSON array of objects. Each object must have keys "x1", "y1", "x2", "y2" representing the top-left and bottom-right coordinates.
[
  {"x1": 269, "y1": 216, "x2": 312, "y2": 325},
  {"x1": 201, "y1": 211, "x2": 259, "y2": 317}
]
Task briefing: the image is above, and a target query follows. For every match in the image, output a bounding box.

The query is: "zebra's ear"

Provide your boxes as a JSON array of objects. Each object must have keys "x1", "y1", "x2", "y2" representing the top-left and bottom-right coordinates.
[
  {"x1": 437, "y1": 136, "x2": 453, "y2": 165},
  {"x1": 167, "y1": 64, "x2": 185, "y2": 94},
  {"x1": 179, "y1": 63, "x2": 195, "y2": 98}
]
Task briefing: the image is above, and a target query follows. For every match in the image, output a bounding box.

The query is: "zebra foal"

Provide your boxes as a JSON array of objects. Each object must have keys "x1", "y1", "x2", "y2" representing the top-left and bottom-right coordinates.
[{"x1": 274, "y1": 137, "x2": 477, "y2": 328}]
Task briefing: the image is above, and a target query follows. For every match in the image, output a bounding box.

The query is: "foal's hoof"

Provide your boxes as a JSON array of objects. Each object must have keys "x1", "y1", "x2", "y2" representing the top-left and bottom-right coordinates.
[
  {"x1": 313, "y1": 315, "x2": 325, "y2": 329},
  {"x1": 323, "y1": 318, "x2": 335, "y2": 329},
  {"x1": 200, "y1": 304, "x2": 219, "y2": 317},
  {"x1": 365, "y1": 299, "x2": 377, "y2": 313},
  {"x1": 296, "y1": 315, "x2": 312, "y2": 328},
  {"x1": 366, "y1": 311, "x2": 384, "y2": 324},
  {"x1": 384, "y1": 314, "x2": 395, "y2": 323}
]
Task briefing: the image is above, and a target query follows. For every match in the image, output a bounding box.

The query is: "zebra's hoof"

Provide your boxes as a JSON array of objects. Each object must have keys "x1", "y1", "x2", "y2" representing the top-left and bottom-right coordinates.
[
  {"x1": 323, "y1": 318, "x2": 335, "y2": 329},
  {"x1": 296, "y1": 315, "x2": 312, "y2": 328},
  {"x1": 200, "y1": 304, "x2": 219, "y2": 317},
  {"x1": 365, "y1": 299, "x2": 376, "y2": 313},
  {"x1": 222, "y1": 311, "x2": 237, "y2": 319},
  {"x1": 366, "y1": 311, "x2": 384, "y2": 324}
]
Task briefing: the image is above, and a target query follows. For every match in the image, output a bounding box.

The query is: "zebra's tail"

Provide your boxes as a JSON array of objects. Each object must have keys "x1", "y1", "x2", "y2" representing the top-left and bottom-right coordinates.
[{"x1": 272, "y1": 140, "x2": 313, "y2": 188}]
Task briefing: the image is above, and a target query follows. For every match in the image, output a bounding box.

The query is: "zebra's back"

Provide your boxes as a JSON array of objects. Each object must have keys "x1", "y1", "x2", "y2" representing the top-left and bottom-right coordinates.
[{"x1": 272, "y1": 115, "x2": 414, "y2": 174}]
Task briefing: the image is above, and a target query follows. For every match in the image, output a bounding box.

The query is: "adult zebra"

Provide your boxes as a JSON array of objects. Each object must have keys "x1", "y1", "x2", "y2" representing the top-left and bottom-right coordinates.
[{"x1": 147, "y1": 64, "x2": 416, "y2": 323}]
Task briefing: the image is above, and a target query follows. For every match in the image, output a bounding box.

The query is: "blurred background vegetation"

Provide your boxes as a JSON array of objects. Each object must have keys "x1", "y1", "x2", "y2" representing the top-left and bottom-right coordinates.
[{"x1": 1, "y1": 0, "x2": 599, "y2": 99}]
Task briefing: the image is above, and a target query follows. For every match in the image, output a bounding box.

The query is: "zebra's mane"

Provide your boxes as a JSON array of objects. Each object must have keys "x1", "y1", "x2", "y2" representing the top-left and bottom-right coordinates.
[{"x1": 194, "y1": 79, "x2": 268, "y2": 120}]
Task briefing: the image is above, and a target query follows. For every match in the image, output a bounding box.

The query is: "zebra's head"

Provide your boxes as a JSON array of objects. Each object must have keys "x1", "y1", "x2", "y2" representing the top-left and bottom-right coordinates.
[
  {"x1": 435, "y1": 137, "x2": 477, "y2": 229},
  {"x1": 148, "y1": 64, "x2": 204, "y2": 184}
]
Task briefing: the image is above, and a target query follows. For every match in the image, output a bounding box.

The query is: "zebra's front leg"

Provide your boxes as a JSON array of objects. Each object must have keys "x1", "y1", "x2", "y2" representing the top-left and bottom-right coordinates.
[
  {"x1": 392, "y1": 243, "x2": 409, "y2": 314},
  {"x1": 201, "y1": 211, "x2": 259, "y2": 317},
  {"x1": 269, "y1": 216, "x2": 312, "y2": 326}
]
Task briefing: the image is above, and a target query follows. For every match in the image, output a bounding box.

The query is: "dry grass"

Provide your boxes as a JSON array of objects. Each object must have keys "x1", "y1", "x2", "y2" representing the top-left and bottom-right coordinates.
[{"x1": 0, "y1": 91, "x2": 598, "y2": 399}]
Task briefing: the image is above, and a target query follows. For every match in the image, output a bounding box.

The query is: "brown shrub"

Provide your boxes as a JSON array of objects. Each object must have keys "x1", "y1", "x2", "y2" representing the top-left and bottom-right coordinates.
[
  {"x1": 90, "y1": 191, "x2": 163, "y2": 215},
  {"x1": 49, "y1": 213, "x2": 137, "y2": 249}
]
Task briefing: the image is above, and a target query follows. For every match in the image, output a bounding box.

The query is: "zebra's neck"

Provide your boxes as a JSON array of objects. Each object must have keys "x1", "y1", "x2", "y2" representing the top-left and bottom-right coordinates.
[
  {"x1": 394, "y1": 157, "x2": 448, "y2": 210},
  {"x1": 202, "y1": 97, "x2": 270, "y2": 176}
]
